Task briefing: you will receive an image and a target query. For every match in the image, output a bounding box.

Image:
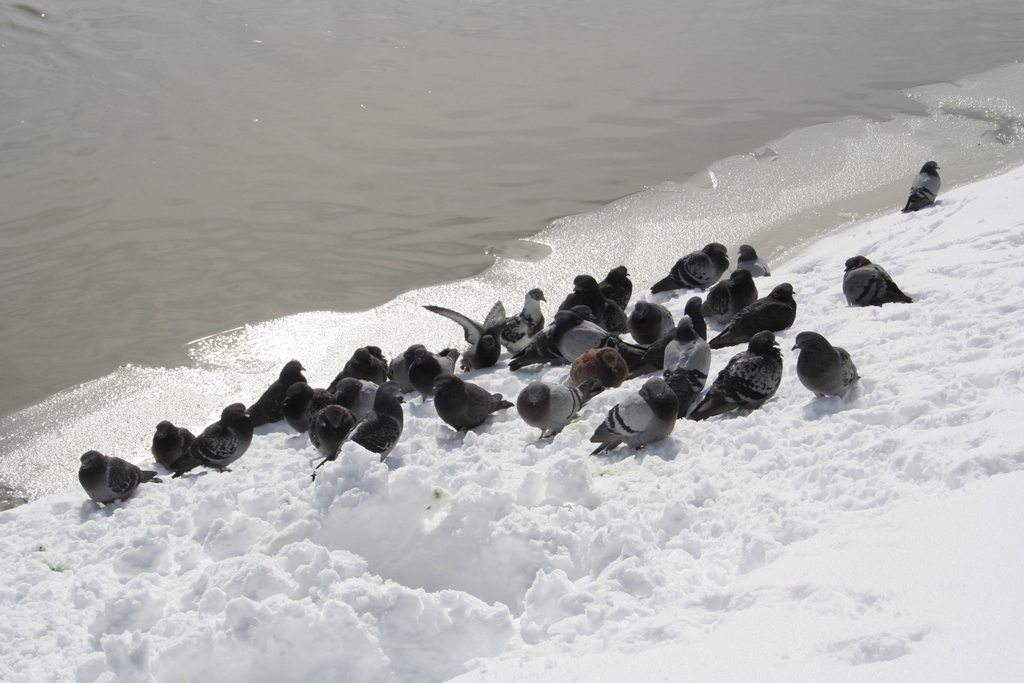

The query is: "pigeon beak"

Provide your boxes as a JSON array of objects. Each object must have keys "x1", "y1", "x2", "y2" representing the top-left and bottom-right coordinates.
[{"x1": 791, "y1": 343, "x2": 800, "y2": 351}]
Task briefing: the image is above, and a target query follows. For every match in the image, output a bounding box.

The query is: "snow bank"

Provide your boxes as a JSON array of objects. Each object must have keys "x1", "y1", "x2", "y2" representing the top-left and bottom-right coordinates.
[{"x1": 2, "y1": 165, "x2": 1024, "y2": 681}]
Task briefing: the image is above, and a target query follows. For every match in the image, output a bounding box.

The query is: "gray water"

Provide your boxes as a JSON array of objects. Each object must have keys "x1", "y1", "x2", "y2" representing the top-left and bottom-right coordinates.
[{"x1": 2, "y1": 0, "x2": 1024, "y2": 501}]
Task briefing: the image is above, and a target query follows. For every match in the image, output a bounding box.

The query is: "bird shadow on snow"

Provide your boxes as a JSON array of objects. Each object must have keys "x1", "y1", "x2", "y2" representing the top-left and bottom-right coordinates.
[
  {"x1": 78, "y1": 499, "x2": 123, "y2": 522},
  {"x1": 593, "y1": 443, "x2": 679, "y2": 466},
  {"x1": 799, "y1": 382, "x2": 866, "y2": 421}
]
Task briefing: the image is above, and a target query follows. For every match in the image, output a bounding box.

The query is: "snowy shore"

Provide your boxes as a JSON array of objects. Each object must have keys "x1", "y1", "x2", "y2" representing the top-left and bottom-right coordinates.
[{"x1": 2, "y1": 164, "x2": 1024, "y2": 681}]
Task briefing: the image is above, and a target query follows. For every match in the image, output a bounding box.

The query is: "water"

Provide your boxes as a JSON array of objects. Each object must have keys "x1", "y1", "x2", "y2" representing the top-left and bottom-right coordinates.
[{"x1": 2, "y1": 0, "x2": 1024, "y2": 501}]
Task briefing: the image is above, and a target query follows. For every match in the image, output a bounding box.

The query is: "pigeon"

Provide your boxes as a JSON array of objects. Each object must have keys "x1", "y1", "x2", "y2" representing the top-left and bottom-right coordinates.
[
  {"x1": 662, "y1": 317, "x2": 712, "y2": 417},
  {"x1": 689, "y1": 331, "x2": 783, "y2": 421},
  {"x1": 351, "y1": 382, "x2": 405, "y2": 460},
  {"x1": 628, "y1": 311, "x2": 701, "y2": 378},
  {"x1": 247, "y1": 360, "x2": 307, "y2": 427},
  {"x1": 737, "y1": 244, "x2": 771, "y2": 277},
  {"x1": 174, "y1": 403, "x2": 254, "y2": 475},
  {"x1": 432, "y1": 374, "x2": 513, "y2": 431},
  {"x1": 510, "y1": 311, "x2": 646, "y2": 371},
  {"x1": 598, "y1": 265, "x2": 633, "y2": 309},
  {"x1": 650, "y1": 243, "x2": 730, "y2": 293},
  {"x1": 589, "y1": 377, "x2": 679, "y2": 455},
  {"x1": 282, "y1": 382, "x2": 337, "y2": 433},
  {"x1": 568, "y1": 347, "x2": 629, "y2": 389},
  {"x1": 517, "y1": 379, "x2": 603, "y2": 438},
  {"x1": 407, "y1": 346, "x2": 460, "y2": 400},
  {"x1": 792, "y1": 331, "x2": 860, "y2": 398},
  {"x1": 309, "y1": 405, "x2": 358, "y2": 469},
  {"x1": 79, "y1": 451, "x2": 161, "y2": 504},
  {"x1": 332, "y1": 378, "x2": 379, "y2": 422},
  {"x1": 702, "y1": 269, "x2": 758, "y2": 324},
  {"x1": 708, "y1": 283, "x2": 797, "y2": 349},
  {"x1": 685, "y1": 296, "x2": 707, "y2": 340},
  {"x1": 150, "y1": 421, "x2": 195, "y2": 470},
  {"x1": 842, "y1": 256, "x2": 913, "y2": 306},
  {"x1": 628, "y1": 301, "x2": 675, "y2": 345},
  {"x1": 329, "y1": 347, "x2": 389, "y2": 389},
  {"x1": 558, "y1": 274, "x2": 627, "y2": 334},
  {"x1": 901, "y1": 161, "x2": 940, "y2": 213},
  {"x1": 424, "y1": 302, "x2": 504, "y2": 370},
  {"x1": 388, "y1": 344, "x2": 427, "y2": 392},
  {"x1": 569, "y1": 305, "x2": 600, "y2": 325},
  {"x1": 498, "y1": 288, "x2": 547, "y2": 354}
]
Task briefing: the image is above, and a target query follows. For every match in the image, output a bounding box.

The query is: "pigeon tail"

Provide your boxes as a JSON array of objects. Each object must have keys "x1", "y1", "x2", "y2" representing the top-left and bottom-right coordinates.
[
  {"x1": 576, "y1": 378, "x2": 605, "y2": 405},
  {"x1": 687, "y1": 393, "x2": 734, "y2": 421},
  {"x1": 649, "y1": 276, "x2": 680, "y2": 294},
  {"x1": 708, "y1": 330, "x2": 748, "y2": 350},
  {"x1": 606, "y1": 339, "x2": 648, "y2": 373},
  {"x1": 140, "y1": 471, "x2": 162, "y2": 484},
  {"x1": 663, "y1": 369, "x2": 705, "y2": 418},
  {"x1": 901, "y1": 188, "x2": 935, "y2": 213}
]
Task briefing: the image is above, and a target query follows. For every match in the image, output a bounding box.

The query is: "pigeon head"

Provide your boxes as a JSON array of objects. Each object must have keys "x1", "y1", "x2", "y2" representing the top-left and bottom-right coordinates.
[
  {"x1": 738, "y1": 244, "x2": 757, "y2": 260},
  {"x1": 80, "y1": 450, "x2": 105, "y2": 467},
  {"x1": 684, "y1": 297, "x2": 703, "y2": 320},
  {"x1": 605, "y1": 265, "x2": 630, "y2": 282},
  {"x1": 639, "y1": 377, "x2": 678, "y2": 419},
  {"x1": 769, "y1": 283, "x2": 795, "y2": 302},
  {"x1": 332, "y1": 378, "x2": 363, "y2": 405},
  {"x1": 703, "y1": 243, "x2": 730, "y2": 271},
  {"x1": 527, "y1": 288, "x2": 546, "y2": 302},
  {"x1": 352, "y1": 348, "x2": 371, "y2": 363},
  {"x1": 673, "y1": 316, "x2": 697, "y2": 342},
  {"x1": 402, "y1": 344, "x2": 427, "y2": 364},
  {"x1": 921, "y1": 161, "x2": 940, "y2": 175},
  {"x1": 439, "y1": 348, "x2": 459, "y2": 359},
  {"x1": 572, "y1": 275, "x2": 600, "y2": 293},
  {"x1": 792, "y1": 331, "x2": 834, "y2": 352},
  {"x1": 729, "y1": 269, "x2": 753, "y2": 285},
  {"x1": 320, "y1": 405, "x2": 349, "y2": 430},
  {"x1": 478, "y1": 334, "x2": 500, "y2": 356},
  {"x1": 518, "y1": 382, "x2": 551, "y2": 411},
  {"x1": 845, "y1": 255, "x2": 872, "y2": 271},
  {"x1": 280, "y1": 360, "x2": 306, "y2": 381},
  {"x1": 703, "y1": 243, "x2": 727, "y2": 256},
  {"x1": 283, "y1": 381, "x2": 313, "y2": 407},
  {"x1": 222, "y1": 403, "x2": 250, "y2": 424},
  {"x1": 155, "y1": 421, "x2": 176, "y2": 436},
  {"x1": 431, "y1": 374, "x2": 464, "y2": 396},
  {"x1": 596, "y1": 347, "x2": 624, "y2": 375},
  {"x1": 366, "y1": 346, "x2": 385, "y2": 360},
  {"x1": 554, "y1": 310, "x2": 585, "y2": 335},
  {"x1": 631, "y1": 301, "x2": 655, "y2": 320},
  {"x1": 747, "y1": 330, "x2": 778, "y2": 354},
  {"x1": 569, "y1": 305, "x2": 596, "y2": 323}
]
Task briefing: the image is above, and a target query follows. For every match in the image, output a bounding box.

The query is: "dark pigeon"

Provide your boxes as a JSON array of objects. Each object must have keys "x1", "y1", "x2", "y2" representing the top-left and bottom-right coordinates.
[
  {"x1": 517, "y1": 379, "x2": 603, "y2": 438},
  {"x1": 558, "y1": 274, "x2": 627, "y2": 334},
  {"x1": 388, "y1": 344, "x2": 426, "y2": 393},
  {"x1": 79, "y1": 451, "x2": 161, "y2": 504},
  {"x1": 628, "y1": 301, "x2": 675, "y2": 345},
  {"x1": 708, "y1": 283, "x2": 797, "y2": 349},
  {"x1": 702, "y1": 269, "x2": 758, "y2": 325},
  {"x1": 151, "y1": 421, "x2": 195, "y2": 470},
  {"x1": 650, "y1": 243, "x2": 729, "y2": 294},
  {"x1": 332, "y1": 377, "x2": 379, "y2": 422},
  {"x1": 309, "y1": 405, "x2": 357, "y2": 470},
  {"x1": 689, "y1": 331, "x2": 783, "y2": 421},
  {"x1": 510, "y1": 310, "x2": 646, "y2": 372},
  {"x1": 351, "y1": 382, "x2": 406, "y2": 460},
  {"x1": 901, "y1": 161, "x2": 940, "y2": 213},
  {"x1": 843, "y1": 256, "x2": 913, "y2": 306},
  {"x1": 792, "y1": 331, "x2": 860, "y2": 398},
  {"x1": 329, "y1": 347, "x2": 388, "y2": 389},
  {"x1": 407, "y1": 346, "x2": 460, "y2": 400},
  {"x1": 248, "y1": 360, "x2": 307, "y2": 427},
  {"x1": 432, "y1": 375, "x2": 513, "y2": 431},
  {"x1": 685, "y1": 296, "x2": 707, "y2": 340},
  {"x1": 282, "y1": 382, "x2": 337, "y2": 434},
  {"x1": 174, "y1": 403, "x2": 253, "y2": 475},
  {"x1": 424, "y1": 302, "x2": 504, "y2": 370},
  {"x1": 598, "y1": 265, "x2": 633, "y2": 310},
  {"x1": 589, "y1": 377, "x2": 678, "y2": 455}
]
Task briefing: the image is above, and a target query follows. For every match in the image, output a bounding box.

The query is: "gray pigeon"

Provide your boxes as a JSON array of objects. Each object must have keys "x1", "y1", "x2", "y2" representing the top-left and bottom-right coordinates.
[
  {"x1": 151, "y1": 421, "x2": 196, "y2": 470},
  {"x1": 516, "y1": 379, "x2": 603, "y2": 438},
  {"x1": 901, "y1": 161, "x2": 940, "y2": 212},
  {"x1": 628, "y1": 301, "x2": 675, "y2": 345},
  {"x1": 702, "y1": 269, "x2": 758, "y2": 324},
  {"x1": 407, "y1": 346, "x2": 460, "y2": 400},
  {"x1": 388, "y1": 344, "x2": 427, "y2": 393},
  {"x1": 558, "y1": 274, "x2": 627, "y2": 334},
  {"x1": 792, "y1": 331, "x2": 859, "y2": 398},
  {"x1": 351, "y1": 382, "x2": 405, "y2": 460},
  {"x1": 843, "y1": 256, "x2": 913, "y2": 306},
  {"x1": 662, "y1": 317, "x2": 712, "y2": 417},
  {"x1": 708, "y1": 283, "x2": 797, "y2": 349},
  {"x1": 309, "y1": 405, "x2": 358, "y2": 470},
  {"x1": 650, "y1": 243, "x2": 729, "y2": 294},
  {"x1": 689, "y1": 330, "x2": 783, "y2": 421},
  {"x1": 329, "y1": 347, "x2": 388, "y2": 388},
  {"x1": 589, "y1": 377, "x2": 678, "y2": 454},
  {"x1": 499, "y1": 288, "x2": 547, "y2": 354},
  {"x1": 79, "y1": 451, "x2": 161, "y2": 504},
  {"x1": 282, "y1": 382, "x2": 336, "y2": 433},
  {"x1": 247, "y1": 360, "x2": 307, "y2": 427},
  {"x1": 174, "y1": 403, "x2": 253, "y2": 475},
  {"x1": 424, "y1": 302, "x2": 504, "y2": 370},
  {"x1": 332, "y1": 377, "x2": 379, "y2": 422},
  {"x1": 598, "y1": 266, "x2": 633, "y2": 310},
  {"x1": 685, "y1": 296, "x2": 707, "y2": 340},
  {"x1": 432, "y1": 375, "x2": 513, "y2": 431},
  {"x1": 737, "y1": 245, "x2": 771, "y2": 277}
]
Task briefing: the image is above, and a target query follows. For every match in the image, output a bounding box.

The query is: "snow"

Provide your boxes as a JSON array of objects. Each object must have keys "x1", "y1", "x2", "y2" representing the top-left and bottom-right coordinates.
[{"x1": 2, "y1": 164, "x2": 1024, "y2": 681}]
